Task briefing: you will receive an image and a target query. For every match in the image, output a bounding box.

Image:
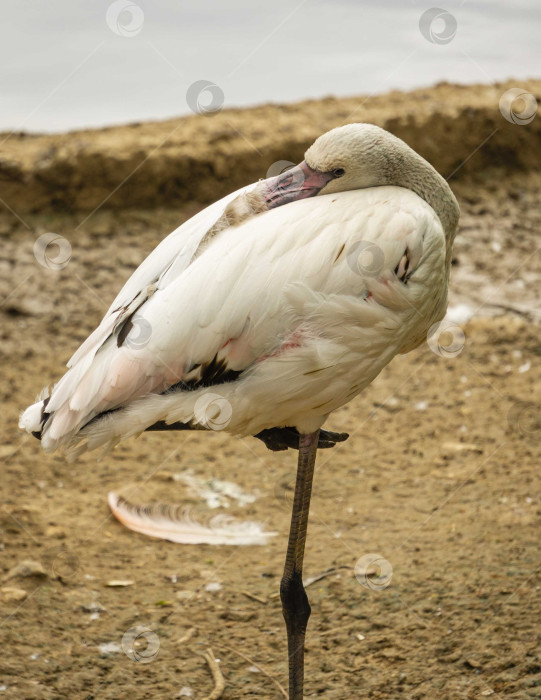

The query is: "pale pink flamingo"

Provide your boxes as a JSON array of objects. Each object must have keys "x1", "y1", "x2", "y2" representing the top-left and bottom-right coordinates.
[{"x1": 20, "y1": 124, "x2": 459, "y2": 698}]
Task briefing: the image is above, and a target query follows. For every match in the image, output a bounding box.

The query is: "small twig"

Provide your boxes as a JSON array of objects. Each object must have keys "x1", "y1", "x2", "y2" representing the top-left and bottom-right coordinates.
[
  {"x1": 176, "y1": 626, "x2": 197, "y2": 645},
  {"x1": 317, "y1": 620, "x2": 359, "y2": 637},
  {"x1": 220, "y1": 644, "x2": 288, "y2": 699},
  {"x1": 201, "y1": 647, "x2": 225, "y2": 700},
  {"x1": 482, "y1": 302, "x2": 536, "y2": 321},
  {"x1": 269, "y1": 565, "x2": 351, "y2": 599},
  {"x1": 304, "y1": 565, "x2": 350, "y2": 588},
  {"x1": 241, "y1": 590, "x2": 267, "y2": 605}
]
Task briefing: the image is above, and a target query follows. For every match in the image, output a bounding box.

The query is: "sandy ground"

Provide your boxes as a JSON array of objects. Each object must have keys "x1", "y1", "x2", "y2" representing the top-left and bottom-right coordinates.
[{"x1": 1, "y1": 82, "x2": 540, "y2": 699}]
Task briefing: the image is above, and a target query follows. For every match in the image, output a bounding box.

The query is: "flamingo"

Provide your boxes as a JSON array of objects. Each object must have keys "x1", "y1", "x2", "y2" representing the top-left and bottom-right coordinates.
[{"x1": 20, "y1": 123, "x2": 459, "y2": 699}]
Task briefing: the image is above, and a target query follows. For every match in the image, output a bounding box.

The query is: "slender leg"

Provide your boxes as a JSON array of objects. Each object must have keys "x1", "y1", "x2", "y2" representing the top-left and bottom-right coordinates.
[{"x1": 280, "y1": 429, "x2": 320, "y2": 700}]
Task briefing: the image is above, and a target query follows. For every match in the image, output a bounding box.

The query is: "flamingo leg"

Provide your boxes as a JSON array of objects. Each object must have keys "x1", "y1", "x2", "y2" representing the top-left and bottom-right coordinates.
[{"x1": 280, "y1": 429, "x2": 320, "y2": 700}]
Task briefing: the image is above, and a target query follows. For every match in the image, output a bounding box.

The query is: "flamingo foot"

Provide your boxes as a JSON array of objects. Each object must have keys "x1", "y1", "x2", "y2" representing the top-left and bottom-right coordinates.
[{"x1": 254, "y1": 427, "x2": 349, "y2": 451}]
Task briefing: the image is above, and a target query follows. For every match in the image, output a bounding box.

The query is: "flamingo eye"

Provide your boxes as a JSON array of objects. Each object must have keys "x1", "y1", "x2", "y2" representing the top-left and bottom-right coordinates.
[{"x1": 332, "y1": 168, "x2": 345, "y2": 178}]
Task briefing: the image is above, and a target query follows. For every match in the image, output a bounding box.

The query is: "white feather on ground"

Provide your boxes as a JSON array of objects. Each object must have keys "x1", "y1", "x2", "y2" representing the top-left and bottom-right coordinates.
[{"x1": 107, "y1": 492, "x2": 277, "y2": 546}]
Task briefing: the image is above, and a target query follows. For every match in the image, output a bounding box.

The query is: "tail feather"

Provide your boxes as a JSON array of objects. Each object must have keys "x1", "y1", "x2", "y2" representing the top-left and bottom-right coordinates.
[
  {"x1": 19, "y1": 399, "x2": 47, "y2": 435},
  {"x1": 20, "y1": 340, "x2": 180, "y2": 453},
  {"x1": 61, "y1": 390, "x2": 206, "y2": 461}
]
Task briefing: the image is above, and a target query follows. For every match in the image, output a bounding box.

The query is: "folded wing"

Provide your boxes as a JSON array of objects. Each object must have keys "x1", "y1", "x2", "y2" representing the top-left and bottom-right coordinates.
[{"x1": 20, "y1": 187, "x2": 445, "y2": 457}]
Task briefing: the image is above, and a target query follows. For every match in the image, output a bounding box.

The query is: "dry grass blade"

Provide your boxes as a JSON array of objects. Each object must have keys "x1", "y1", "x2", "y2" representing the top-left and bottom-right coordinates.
[{"x1": 241, "y1": 589, "x2": 268, "y2": 605}]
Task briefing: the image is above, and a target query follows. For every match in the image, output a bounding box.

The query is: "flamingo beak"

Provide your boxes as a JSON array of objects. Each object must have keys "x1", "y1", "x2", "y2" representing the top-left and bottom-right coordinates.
[{"x1": 263, "y1": 161, "x2": 335, "y2": 210}]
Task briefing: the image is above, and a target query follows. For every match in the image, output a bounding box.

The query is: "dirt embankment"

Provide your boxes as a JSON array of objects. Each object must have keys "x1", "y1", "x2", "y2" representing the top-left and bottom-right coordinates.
[{"x1": 1, "y1": 80, "x2": 540, "y2": 214}]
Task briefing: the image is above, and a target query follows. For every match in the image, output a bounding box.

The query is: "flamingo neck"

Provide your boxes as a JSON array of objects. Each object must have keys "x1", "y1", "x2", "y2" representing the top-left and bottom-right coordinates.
[{"x1": 390, "y1": 152, "x2": 460, "y2": 261}]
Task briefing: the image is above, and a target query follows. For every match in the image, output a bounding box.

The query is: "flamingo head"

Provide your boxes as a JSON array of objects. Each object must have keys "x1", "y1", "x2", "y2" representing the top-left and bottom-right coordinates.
[{"x1": 262, "y1": 123, "x2": 396, "y2": 210}]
